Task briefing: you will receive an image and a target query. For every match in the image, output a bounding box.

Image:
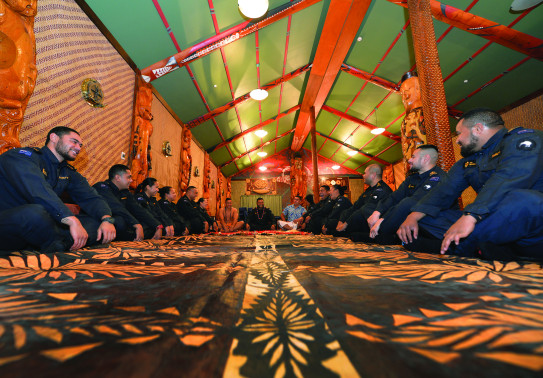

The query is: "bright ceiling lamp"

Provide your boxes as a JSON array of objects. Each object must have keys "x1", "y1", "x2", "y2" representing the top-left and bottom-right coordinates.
[
  {"x1": 254, "y1": 129, "x2": 268, "y2": 138},
  {"x1": 238, "y1": 0, "x2": 269, "y2": 18},
  {"x1": 371, "y1": 128, "x2": 385, "y2": 135},
  {"x1": 250, "y1": 88, "x2": 268, "y2": 101},
  {"x1": 511, "y1": 0, "x2": 543, "y2": 11},
  {"x1": 332, "y1": 165, "x2": 340, "y2": 170},
  {"x1": 257, "y1": 151, "x2": 267, "y2": 157},
  {"x1": 259, "y1": 166, "x2": 267, "y2": 171},
  {"x1": 347, "y1": 150, "x2": 357, "y2": 156}
]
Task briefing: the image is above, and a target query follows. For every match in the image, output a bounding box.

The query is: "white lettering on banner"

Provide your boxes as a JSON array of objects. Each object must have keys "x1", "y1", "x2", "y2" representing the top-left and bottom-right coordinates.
[
  {"x1": 181, "y1": 33, "x2": 240, "y2": 63},
  {"x1": 152, "y1": 65, "x2": 178, "y2": 79}
]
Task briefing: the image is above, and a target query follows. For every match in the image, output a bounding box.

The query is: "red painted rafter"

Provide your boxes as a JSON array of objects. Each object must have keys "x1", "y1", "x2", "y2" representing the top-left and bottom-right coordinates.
[
  {"x1": 291, "y1": 0, "x2": 373, "y2": 151},
  {"x1": 388, "y1": 0, "x2": 543, "y2": 61},
  {"x1": 232, "y1": 146, "x2": 291, "y2": 177},
  {"x1": 207, "y1": 105, "x2": 301, "y2": 153},
  {"x1": 354, "y1": 141, "x2": 400, "y2": 171},
  {"x1": 322, "y1": 105, "x2": 400, "y2": 141},
  {"x1": 141, "y1": 0, "x2": 322, "y2": 82},
  {"x1": 314, "y1": 130, "x2": 390, "y2": 166},
  {"x1": 340, "y1": 64, "x2": 400, "y2": 92},
  {"x1": 220, "y1": 129, "x2": 295, "y2": 168},
  {"x1": 186, "y1": 64, "x2": 311, "y2": 129}
]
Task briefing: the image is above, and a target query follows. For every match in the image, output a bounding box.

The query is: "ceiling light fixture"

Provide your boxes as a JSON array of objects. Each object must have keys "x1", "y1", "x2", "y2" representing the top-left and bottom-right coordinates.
[
  {"x1": 510, "y1": 0, "x2": 543, "y2": 11},
  {"x1": 254, "y1": 129, "x2": 268, "y2": 138},
  {"x1": 371, "y1": 128, "x2": 385, "y2": 135},
  {"x1": 257, "y1": 151, "x2": 267, "y2": 157},
  {"x1": 347, "y1": 150, "x2": 358, "y2": 156},
  {"x1": 259, "y1": 166, "x2": 267, "y2": 171},
  {"x1": 250, "y1": 88, "x2": 268, "y2": 101},
  {"x1": 332, "y1": 165, "x2": 340, "y2": 170},
  {"x1": 238, "y1": 0, "x2": 269, "y2": 18}
]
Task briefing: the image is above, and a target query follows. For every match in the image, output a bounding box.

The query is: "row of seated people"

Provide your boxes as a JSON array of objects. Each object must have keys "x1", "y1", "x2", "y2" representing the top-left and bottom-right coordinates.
[{"x1": 1, "y1": 108, "x2": 542, "y2": 260}]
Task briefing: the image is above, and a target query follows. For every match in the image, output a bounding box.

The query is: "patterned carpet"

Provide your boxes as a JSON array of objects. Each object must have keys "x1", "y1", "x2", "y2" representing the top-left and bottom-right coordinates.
[{"x1": 0, "y1": 233, "x2": 542, "y2": 377}]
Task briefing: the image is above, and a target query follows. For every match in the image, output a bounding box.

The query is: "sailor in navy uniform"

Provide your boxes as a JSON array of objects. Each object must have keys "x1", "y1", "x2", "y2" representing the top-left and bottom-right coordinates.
[
  {"x1": 0, "y1": 127, "x2": 115, "y2": 252},
  {"x1": 322, "y1": 184, "x2": 352, "y2": 235},
  {"x1": 177, "y1": 186, "x2": 208, "y2": 234},
  {"x1": 399, "y1": 108, "x2": 543, "y2": 260}
]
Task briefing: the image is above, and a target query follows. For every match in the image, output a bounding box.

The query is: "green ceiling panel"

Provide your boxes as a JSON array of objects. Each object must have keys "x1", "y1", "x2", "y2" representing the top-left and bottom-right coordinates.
[
  {"x1": 375, "y1": 94, "x2": 403, "y2": 130},
  {"x1": 215, "y1": 108, "x2": 242, "y2": 140},
  {"x1": 259, "y1": 18, "x2": 288, "y2": 85},
  {"x1": 279, "y1": 72, "x2": 307, "y2": 113},
  {"x1": 260, "y1": 86, "x2": 283, "y2": 122},
  {"x1": 276, "y1": 112, "x2": 297, "y2": 135},
  {"x1": 326, "y1": 72, "x2": 364, "y2": 112},
  {"x1": 285, "y1": 1, "x2": 326, "y2": 72},
  {"x1": 345, "y1": 0, "x2": 406, "y2": 73},
  {"x1": 275, "y1": 135, "x2": 292, "y2": 153},
  {"x1": 364, "y1": 136, "x2": 392, "y2": 156},
  {"x1": 318, "y1": 139, "x2": 339, "y2": 159},
  {"x1": 351, "y1": 128, "x2": 374, "y2": 148},
  {"x1": 437, "y1": 28, "x2": 489, "y2": 80},
  {"x1": 229, "y1": 138, "x2": 248, "y2": 157},
  {"x1": 373, "y1": 26, "x2": 414, "y2": 83},
  {"x1": 347, "y1": 85, "x2": 390, "y2": 121},
  {"x1": 387, "y1": 118, "x2": 403, "y2": 136},
  {"x1": 153, "y1": 68, "x2": 207, "y2": 123},
  {"x1": 160, "y1": 0, "x2": 215, "y2": 51},
  {"x1": 332, "y1": 148, "x2": 350, "y2": 165},
  {"x1": 221, "y1": 163, "x2": 238, "y2": 177},
  {"x1": 376, "y1": 143, "x2": 403, "y2": 164},
  {"x1": 457, "y1": 59, "x2": 543, "y2": 112},
  {"x1": 223, "y1": 34, "x2": 258, "y2": 99},
  {"x1": 187, "y1": 50, "x2": 232, "y2": 109},
  {"x1": 86, "y1": 0, "x2": 176, "y2": 68},
  {"x1": 302, "y1": 134, "x2": 325, "y2": 151},
  {"x1": 210, "y1": 146, "x2": 232, "y2": 166},
  {"x1": 316, "y1": 110, "x2": 341, "y2": 136},
  {"x1": 238, "y1": 153, "x2": 253, "y2": 168},
  {"x1": 236, "y1": 99, "x2": 261, "y2": 130},
  {"x1": 512, "y1": 4, "x2": 543, "y2": 36},
  {"x1": 190, "y1": 120, "x2": 223, "y2": 150},
  {"x1": 212, "y1": 0, "x2": 244, "y2": 32},
  {"x1": 344, "y1": 153, "x2": 369, "y2": 168},
  {"x1": 330, "y1": 119, "x2": 358, "y2": 143}
]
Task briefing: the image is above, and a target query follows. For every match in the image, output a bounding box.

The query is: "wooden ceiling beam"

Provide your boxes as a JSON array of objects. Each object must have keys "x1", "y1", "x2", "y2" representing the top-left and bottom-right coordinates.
[
  {"x1": 340, "y1": 64, "x2": 400, "y2": 92},
  {"x1": 207, "y1": 105, "x2": 301, "y2": 154},
  {"x1": 388, "y1": 0, "x2": 543, "y2": 61},
  {"x1": 291, "y1": 0, "x2": 373, "y2": 151},
  {"x1": 187, "y1": 64, "x2": 310, "y2": 129}
]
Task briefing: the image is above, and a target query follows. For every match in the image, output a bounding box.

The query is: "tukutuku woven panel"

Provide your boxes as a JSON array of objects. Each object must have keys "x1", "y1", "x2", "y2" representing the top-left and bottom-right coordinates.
[{"x1": 19, "y1": 0, "x2": 135, "y2": 185}]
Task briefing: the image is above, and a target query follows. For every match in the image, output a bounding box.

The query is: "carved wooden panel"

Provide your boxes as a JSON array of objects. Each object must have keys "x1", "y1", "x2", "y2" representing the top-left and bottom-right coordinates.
[{"x1": 129, "y1": 76, "x2": 153, "y2": 189}]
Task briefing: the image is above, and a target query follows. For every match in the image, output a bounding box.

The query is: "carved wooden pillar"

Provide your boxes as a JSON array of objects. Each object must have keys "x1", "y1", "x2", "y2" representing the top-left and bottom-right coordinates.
[
  {"x1": 383, "y1": 165, "x2": 396, "y2": 191},
  {"x1": 203, "y1": 152, "x2": 210, "y2": 198},
  {"x1": 399, "y1": 72, "x2": 427, "y2": 173},
  {"x1": 0, "y1": 0, "x2": 38, "y2": 154},
  {"x1": 129, "y1": 76, "x2": 154, "y2": 189},
  {"x1": 290, "y1": 155, "x2": 307, "y2": 202},
  {"x1": 406, "y1": 0, "x2": 455, "y2": 171},
  {"x1": 309, "y1": 107, "x2": 319, "y2": 203},
  {"x1": 217, "y1": 172, "x2": 225, "y2": 211},
  {"x1": 178, "y1": 126, "x2": 192, "y2": 197},
  {"x1": 226, "y1": 177, "x2": 231, "y2": 199}
]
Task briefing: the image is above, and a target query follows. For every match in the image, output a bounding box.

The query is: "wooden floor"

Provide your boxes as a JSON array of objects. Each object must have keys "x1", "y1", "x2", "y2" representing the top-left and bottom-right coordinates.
[{"x1": 0, "y1": 233, "x2": 542, "y2": 377}]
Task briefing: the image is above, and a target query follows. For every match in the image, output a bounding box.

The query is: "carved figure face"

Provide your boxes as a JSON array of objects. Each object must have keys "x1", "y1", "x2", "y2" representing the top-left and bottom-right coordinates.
[
  {"x1": 400, "y1": 77, "x2": 422, "y2": 113},
  {"x1": 5, "y1": 0, "x2": 37, "y2": 17}
]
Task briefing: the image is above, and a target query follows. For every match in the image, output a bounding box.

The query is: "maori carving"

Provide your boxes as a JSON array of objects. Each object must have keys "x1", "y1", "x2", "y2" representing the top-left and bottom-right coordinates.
[
  {"x1": 399, "y1": 72, "x2": 426, "y2": 173},
  {"x1": 178, "y1": 126, "x2": 192, "y2": 196},
  {"x1": 216, "y1": 172, "x2": 225, "y2": 211},
  {"x1": 290, "y1": 156, "x2": 307, "y2": 202},
  {"x1": 129, "y1": 76, "x2": 153, "y2": 189},
  {"x1": 383, "y1": 165, "x2": 396, "y2": 191},
  {"x1": 0, "y1": 0, "x2": 38, "y2": 154},
  {"x1": 203, "y1": 152, "x2": 210, "y2": 198},
  {"x1": 226, "y1": 177, "x2": 231, "y2": 199}
]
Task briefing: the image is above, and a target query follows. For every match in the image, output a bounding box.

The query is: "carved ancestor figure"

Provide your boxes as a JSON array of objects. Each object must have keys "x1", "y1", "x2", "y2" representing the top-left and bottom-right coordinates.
[
  {"x1": 216, "y1": 172, "x2": 225, "y2": 211},
  {"x1": 399, "y1": 72, "x2": 426, "y2": 173},
  {"x1": 203, "y1": 152, "x2": 210, "y2": 198},
  {"x1": 129, "y1": 76, "x2": 153, "y2": 189},
  {"x1": 383, "y1": 165, "x2": 396, "y2": 191},
  {"x1": 0, "y1": 0, "x2": 38, "y2": 154},
  {"x1": 178, "y1": 126, "x2": 192, "y2": 196},
  {"x1": 226, "y1": 178, "x2": 231, "y2": 199},
  {"x1": 290, "y1": 156, "x2": 307, "y2": 202}
]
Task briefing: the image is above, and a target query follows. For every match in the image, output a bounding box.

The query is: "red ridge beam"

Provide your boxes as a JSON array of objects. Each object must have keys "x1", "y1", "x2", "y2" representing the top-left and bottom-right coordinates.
[{"x1": 141, "y1": 0, "x2": 322, "y2": 82}]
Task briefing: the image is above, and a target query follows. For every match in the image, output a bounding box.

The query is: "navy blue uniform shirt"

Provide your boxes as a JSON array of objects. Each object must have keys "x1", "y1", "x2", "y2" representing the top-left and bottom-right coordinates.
[
  {"x1": 0, "y1": 146, "x2": 110, "y2": 222},
  {"x1": 135, "y1": 192, "x2": 173, "y2": 227},
  {"x1": 340, "y1": 180, "x2": 393, "y2": 222},
  {"x1": 413, "y1": 127, "x2": 543, "y2": 219}
]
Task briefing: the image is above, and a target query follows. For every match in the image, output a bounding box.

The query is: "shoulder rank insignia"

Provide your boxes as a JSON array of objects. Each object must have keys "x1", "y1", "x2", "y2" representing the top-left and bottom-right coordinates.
[
  {"x1": 42, "y1": 168, "x2": 48, "y2": 176},
  {"x1": 464, "y1": 161, "x2": 477, "y2": 168},
  {"x1": 408, "y1": 184, "x2": 415, "y2": 189},
  {"x1": 19, "y1": 149, "x2": 33, "y2": 156},
  {"x1": 491, "y1": 150, "x2": 501, "y2": 159},
  {"x1": 515, "y1": 128, "x2": 534, "y2": 135},
  {"x1": 429, "y1": 176, "x2": 440, "y2": 182},
  {"x1": 429, "y1": 171, "x2": 437, "y2": 176},
  {"x1": 517, "y1": 139, "x2": 536, "y2": 151},
  {"x1": 66, "y1": 163, "x2": 76, "y2": 171}
]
